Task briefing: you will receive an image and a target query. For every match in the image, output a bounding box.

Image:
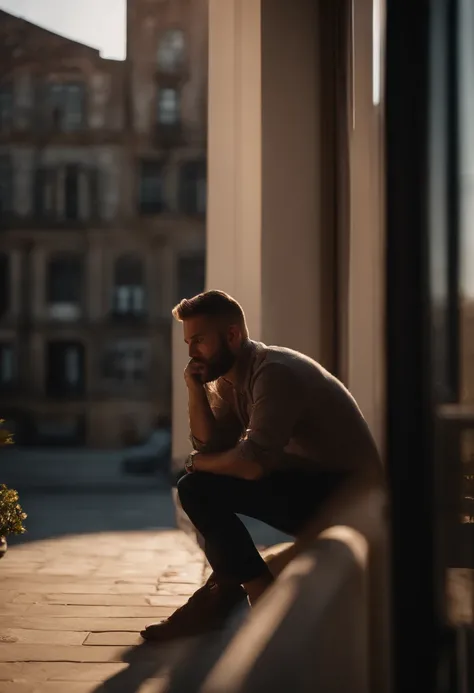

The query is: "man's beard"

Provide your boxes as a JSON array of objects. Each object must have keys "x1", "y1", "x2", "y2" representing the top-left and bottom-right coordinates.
[{"x1": 197, "y1": 338, "x2": 237, "y2": 383}]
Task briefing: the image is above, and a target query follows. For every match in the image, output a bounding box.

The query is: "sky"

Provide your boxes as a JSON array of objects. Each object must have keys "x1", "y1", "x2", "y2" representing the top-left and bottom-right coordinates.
[{"x1": 0, "y1": 0, "x2": 126, "y2": 59}]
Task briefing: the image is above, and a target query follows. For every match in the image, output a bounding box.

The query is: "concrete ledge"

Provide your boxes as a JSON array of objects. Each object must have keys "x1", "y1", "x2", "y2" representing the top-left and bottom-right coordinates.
[
  {"x1": 202, "y1": 531, "x2": 369, "y2": 693},
  {"x1": 172, "y1": 472, "x2": 389, "y2": 693}
]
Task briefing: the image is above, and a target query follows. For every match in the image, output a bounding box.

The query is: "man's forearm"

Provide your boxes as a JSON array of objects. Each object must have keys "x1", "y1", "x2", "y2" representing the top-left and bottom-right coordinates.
[
  {"x1": 192, "y1": 447, "x2": 264, "y2": 480},
  {"x1": 188, "y1": 383, "x2": 218, "y2": 447}
]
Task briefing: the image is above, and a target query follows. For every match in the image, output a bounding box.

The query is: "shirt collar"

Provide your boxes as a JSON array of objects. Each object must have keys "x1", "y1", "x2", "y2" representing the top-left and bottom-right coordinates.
[{"x1": 221, "y1": 340, "x2": 263, "y2": 394}]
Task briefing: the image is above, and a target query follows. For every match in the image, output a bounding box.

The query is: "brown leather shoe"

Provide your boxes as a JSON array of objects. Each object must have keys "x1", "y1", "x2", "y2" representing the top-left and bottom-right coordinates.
[{"x1": 140, "y1": 578, "x2": 248, "y2": 642}]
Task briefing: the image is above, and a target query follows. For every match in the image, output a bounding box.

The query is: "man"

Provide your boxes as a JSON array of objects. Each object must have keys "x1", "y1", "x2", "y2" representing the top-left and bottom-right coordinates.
[{"x1": 141, "y1": 290, "x2": 381, "y2": 641}]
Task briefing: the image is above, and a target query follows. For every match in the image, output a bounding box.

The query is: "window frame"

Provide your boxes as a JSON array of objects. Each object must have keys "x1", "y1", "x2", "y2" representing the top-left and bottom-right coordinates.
[
  {"x1": 45, "y1": 340, "x2": 86, "y2": 397},
  {"x1": 46, "y1": 253, "x2": 83, "y2": 320},
  {"x1": 34, "y1": 164, "x2": 99, "y2": 223},
  {"x1": 138, "y1": 160, "x2": 165, "y2": 215},
  {"x1": 102, "y1": 340, "x2": 150, "y2": 385},
  {"x1": 44, "y1": 81, "x2": 86, "y2": 133},
  {"x1": 157, "y1": 87, "x2": 181, "y2": 126},
  {"x1": 179, "y1": 160, "x2": 207, "y2": 215},
  {"x1": 385, "y1": 0, "x2": 466, "y2": 688},
  {"x1": 112, "y1": 254, "x2": 147, "y2": 316},
  {"x1": 177, "y1": 252, "x2": 206, "y2": 302}
]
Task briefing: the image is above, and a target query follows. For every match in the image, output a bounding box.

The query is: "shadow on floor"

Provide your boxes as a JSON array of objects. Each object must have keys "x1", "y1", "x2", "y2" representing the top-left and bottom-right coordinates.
[
  {"x1": 92, "y1": 539, "x2": 377, "y2": 693},
  {"x1": 90, "y1": 606, "x2": 249, "y2": 693},
  {"x1": 6, "y1": 488, "x2": 178, "y2": 545}
]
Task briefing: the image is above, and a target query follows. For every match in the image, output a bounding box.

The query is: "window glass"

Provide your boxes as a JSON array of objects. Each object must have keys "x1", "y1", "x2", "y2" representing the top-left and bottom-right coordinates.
[{"x1": 157, "y1": 29, "x2": 185, "y2": 71}]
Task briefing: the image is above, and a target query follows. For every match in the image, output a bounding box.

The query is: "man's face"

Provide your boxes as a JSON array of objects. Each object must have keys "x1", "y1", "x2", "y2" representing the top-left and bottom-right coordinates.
[{"x1": 183, "y1": 316, "x2": 238, "y2": 383}]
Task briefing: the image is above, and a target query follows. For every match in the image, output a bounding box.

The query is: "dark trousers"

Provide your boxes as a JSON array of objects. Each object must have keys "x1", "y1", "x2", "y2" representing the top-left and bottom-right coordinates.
[{"x1": 177, "y1": 468, "x2": 346, "y2": 584}]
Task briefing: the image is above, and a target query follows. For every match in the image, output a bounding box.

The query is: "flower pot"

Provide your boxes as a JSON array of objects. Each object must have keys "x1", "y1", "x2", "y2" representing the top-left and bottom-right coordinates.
[{"x1": 0, "y1": 536, "x2": 7, "y2": 559}]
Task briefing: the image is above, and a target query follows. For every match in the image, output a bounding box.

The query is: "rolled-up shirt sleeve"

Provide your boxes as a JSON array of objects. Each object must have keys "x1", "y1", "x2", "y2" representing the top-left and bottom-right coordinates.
[
  {"x1": 190, "y1": 387, "x2": 242, "y2": 453},
  {"x1": 237, "y1": 363, "x2": 305, "y2": 472}
]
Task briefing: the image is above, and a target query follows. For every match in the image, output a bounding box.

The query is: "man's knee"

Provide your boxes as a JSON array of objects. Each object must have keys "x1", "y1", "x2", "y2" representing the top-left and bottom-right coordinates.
[{"x1": 177, "y1": 471, "x2": 208, "y2": 510}]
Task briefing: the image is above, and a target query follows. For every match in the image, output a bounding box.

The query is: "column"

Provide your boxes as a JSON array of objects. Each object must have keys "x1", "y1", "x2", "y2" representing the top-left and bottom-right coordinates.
[
  {"x1": 172, "y1": 0, "x2": 327, "y2": 468},
  {"x1": 31, "y1": 246, "x2": 46, "y2": 322},
  {"x1": 347, "y1": 7, "x2": 389, "y2": 692},
  {"x1": 78, "y1": 167, "x2": 90, "y2": 220},
  {"x1": 207, "y1": 0, "x2": 324, "y2": 357},
  {"x1": 347, "y1": 0, "x2": 386, "y2": 451},
  {"x1": 205, "y1": 0, "x2": 262, "y2": 337},
  {"x1": 56, "y1": 166, "x2": 66, "y2": 220},
  {"x1": 9, "y1": 249, "x2": 22, "y2": 319},
  {"x1": 86, "y1": 240, "x2": 104, "y2": 321}
]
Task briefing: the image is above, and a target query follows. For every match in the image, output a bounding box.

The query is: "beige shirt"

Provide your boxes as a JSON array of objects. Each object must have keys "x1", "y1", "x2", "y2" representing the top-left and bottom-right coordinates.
[{"x1": 192, "y1": 340, "x2": 381, "y2": 475}]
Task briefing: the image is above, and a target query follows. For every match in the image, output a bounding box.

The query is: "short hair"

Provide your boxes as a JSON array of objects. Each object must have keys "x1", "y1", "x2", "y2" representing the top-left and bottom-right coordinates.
[{"x1": 172, "y1": 290, "x2": 248, "y2": 335}]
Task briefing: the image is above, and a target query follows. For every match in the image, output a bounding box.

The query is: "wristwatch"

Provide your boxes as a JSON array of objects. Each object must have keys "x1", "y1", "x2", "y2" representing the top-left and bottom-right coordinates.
[{"x1": 185, "y1": 451, "x2": 198, "y2": 474}]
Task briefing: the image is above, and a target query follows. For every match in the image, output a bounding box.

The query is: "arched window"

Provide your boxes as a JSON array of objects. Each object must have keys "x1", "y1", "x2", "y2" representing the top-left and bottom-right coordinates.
[
  {"x1": 113, "y1": 254, "x2": 146, "y2": 316},
  {"x1": 157, "y1": 29, "x2": 185, "y2": 72}
]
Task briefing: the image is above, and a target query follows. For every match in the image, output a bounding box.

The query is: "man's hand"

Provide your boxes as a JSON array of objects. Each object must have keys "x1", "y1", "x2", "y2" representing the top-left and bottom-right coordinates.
[{"x1": 184, "y1": 359, "x2": 205, "y2": 388}]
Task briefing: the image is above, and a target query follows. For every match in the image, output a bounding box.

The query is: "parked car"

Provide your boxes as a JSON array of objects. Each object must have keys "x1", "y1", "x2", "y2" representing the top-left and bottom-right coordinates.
[{"x1": 121, "y1": 426, "x2": 171, "y2": 477}]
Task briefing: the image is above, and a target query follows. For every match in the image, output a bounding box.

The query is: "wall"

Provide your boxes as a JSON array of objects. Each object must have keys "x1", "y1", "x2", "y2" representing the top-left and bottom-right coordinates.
[
  {"x1": 260, "y1": 0, "x2": 322, "y2": 359},
  {"x1": 205, "y1": 0, "x2": 324, "y2": 361}
]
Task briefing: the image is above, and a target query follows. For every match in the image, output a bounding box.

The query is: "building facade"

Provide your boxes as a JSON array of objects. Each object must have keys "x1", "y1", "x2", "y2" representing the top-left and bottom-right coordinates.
[{"x1": 0, "y1": 1, "x2": 208, "y2": 448}]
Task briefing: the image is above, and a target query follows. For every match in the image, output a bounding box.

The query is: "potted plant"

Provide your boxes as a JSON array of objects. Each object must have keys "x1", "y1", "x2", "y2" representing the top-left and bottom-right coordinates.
[{"x1": 0, "y1": 420, "x2": 27, "y2": 558}]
